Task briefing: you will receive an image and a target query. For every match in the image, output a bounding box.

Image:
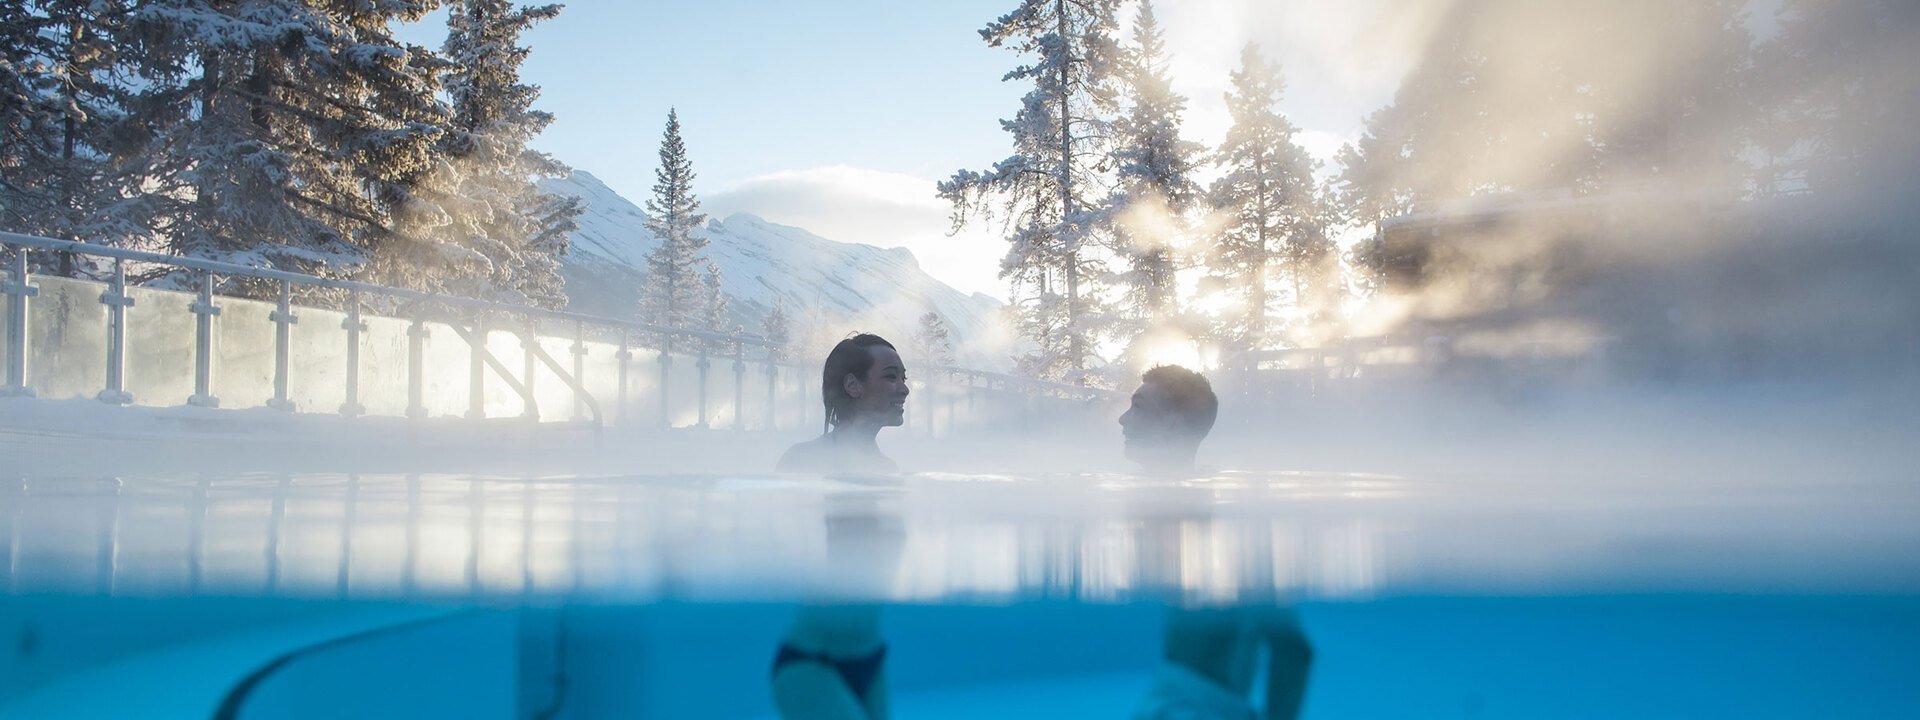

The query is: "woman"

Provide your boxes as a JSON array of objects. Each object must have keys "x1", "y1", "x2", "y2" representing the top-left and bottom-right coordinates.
[
  {"x1": 777, "y1": 333, "x2": 910, "y2": 475},
  {"x1": 771, "y1": 334, "x2": 908, "y2": 719}
]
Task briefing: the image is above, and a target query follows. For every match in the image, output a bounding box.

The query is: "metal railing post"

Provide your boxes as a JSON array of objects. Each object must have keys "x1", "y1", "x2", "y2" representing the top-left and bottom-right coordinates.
[
  {"x1": 187, "y1": 272, "x2": 221, "y2": 407},
  {"x1": 407, "y1": 318, "x2": 429, "y2": 420},
  {"x1": 467, "y1": 317, "x2": 487, "y2": 419},
  {"x1": 796, "y1": 362, "x2": 809, "y2": 431},
  {"x1": 616, "y1": 330, "x2": 631, "y2": 426},
  {"x1": 696, "y1": 346, "x2": 711, "y2": 429},
  {"x1": 657, "y1": 337, "x2": 672, "y2": 429},
  {"x1": 2, "y1": 250, "x2": 38, "y2": 397},
  {"x1": 268, "y1": 280, "x2": 297, "y2": 410},
  {"x1": 571, "y1": 321, "x2": 589, "y2": 423},
  {"x1": 944, "y1": 371, "x2": 957, "y2": 436},
  {"x1": 340, "y1": 290, "x2": 366, "y2": 417},
  {"x1": 732, "y1": 341, "x2": 746, "y2": 431},
  {"x1": 764, "y1": 348, "x2": 779, "y2": 432},
  {"x1": 522, "y1": 320, "x2": 539, "y2": 420},
  {"x1": 96, "y1": 258, "x2": 133, "y2": 405}
]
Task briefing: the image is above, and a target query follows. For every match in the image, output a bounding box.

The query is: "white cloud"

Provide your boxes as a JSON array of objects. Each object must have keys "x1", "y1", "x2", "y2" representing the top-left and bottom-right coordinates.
[{"x1": 706, "y1": 166, "x2": 1008, "y2": 299}]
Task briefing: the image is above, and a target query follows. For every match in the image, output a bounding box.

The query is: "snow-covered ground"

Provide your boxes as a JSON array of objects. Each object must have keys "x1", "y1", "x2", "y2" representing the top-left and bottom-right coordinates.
[{"x1": 547, "y1": 171, "x2": 1010, "y2": 369}]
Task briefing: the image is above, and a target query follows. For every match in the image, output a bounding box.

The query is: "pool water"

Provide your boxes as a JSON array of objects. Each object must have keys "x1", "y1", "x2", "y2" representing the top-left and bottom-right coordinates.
[{"x1": 1, "y1": 469, "x2": 1915, "y2": 718}]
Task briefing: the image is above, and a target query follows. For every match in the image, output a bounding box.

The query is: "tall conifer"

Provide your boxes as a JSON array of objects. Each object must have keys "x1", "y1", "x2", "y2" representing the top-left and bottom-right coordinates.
[
  {"x1": 1108, "y1": 0, "x2": 1201, "y2": 330},
  {"x1": 941, "y1": 0, "x2": 1123, "y2": 384},
  {"x1": 374, "y1": 0, "x2": 579, "y2": 307},
  {"x1": 1207, "y1": 44, "x2": 1326, "y2": 350},
  {"x1": 1, "y1": 0, "x2": 143, "y2": 274},
  {"x1": 130, "y1": 0, "x2": 449, "y2": 284},
  {"x1": 640, "y1": 108, "x2": 711, "y2": 330}
]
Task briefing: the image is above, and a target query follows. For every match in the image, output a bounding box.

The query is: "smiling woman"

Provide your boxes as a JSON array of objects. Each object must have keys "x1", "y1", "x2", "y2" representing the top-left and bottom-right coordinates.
[{"x1": 777, "y1": 333, "x2": 911, "y2": 475}]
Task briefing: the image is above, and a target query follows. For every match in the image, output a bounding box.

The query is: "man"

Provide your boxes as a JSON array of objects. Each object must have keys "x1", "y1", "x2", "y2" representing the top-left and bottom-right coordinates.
[
  {"x1": 1119, "y1": 364, "x2": 1219, "y2": 475},
  {"x1": 1122, "y1": 365, "x2": 1313, "y2": 720}
]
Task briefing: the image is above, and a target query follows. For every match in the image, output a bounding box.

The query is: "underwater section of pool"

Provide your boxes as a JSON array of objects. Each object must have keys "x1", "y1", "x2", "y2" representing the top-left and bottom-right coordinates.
[{"x1": 1, "y1": 470, "x2": 1916, "y2": 718}]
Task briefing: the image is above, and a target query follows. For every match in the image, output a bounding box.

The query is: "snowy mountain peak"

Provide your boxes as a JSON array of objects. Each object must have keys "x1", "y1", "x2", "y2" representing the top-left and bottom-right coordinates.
[{"x1": 544, "y1": 171, "x2": 1004, "y2": 369}]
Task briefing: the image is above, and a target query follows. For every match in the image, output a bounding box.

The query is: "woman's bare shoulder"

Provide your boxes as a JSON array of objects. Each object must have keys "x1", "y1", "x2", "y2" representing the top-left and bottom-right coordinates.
[{"x1": 777, "y1": 435, "x2": 834, "y2": 472}]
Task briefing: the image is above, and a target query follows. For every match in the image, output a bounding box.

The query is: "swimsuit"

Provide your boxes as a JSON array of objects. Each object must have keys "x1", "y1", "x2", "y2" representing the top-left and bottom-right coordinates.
[{"x1": 771, "y1": 642, "x2": 888, "y2": 702}]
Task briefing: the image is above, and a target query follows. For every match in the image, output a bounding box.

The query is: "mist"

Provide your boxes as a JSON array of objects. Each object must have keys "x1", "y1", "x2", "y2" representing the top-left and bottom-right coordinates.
[{"x1": 1326, "y1": 0, "x2": 1918, "y2": 391}]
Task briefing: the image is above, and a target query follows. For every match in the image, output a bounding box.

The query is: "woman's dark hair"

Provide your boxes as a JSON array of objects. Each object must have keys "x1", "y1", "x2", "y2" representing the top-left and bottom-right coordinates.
[{"x1": 822, "y1": 333, "x2": 896, "y2": 430}]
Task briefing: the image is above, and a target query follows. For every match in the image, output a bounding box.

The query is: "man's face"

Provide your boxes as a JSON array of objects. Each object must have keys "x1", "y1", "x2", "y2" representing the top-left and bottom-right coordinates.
[{"x1": 1118, "y1": 380, "x2": 1187, "y2": 463}]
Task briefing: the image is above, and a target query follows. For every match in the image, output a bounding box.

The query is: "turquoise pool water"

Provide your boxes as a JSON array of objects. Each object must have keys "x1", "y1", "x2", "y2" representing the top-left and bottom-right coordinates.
[{"x1": 2, "y1": 470, "x2": 1915, "y2": 717}]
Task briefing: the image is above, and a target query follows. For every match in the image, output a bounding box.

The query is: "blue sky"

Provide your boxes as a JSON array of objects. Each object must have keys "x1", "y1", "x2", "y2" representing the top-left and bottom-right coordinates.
[{"x1": 401, "y1": 1, "x2": 1444, "y2": 299}]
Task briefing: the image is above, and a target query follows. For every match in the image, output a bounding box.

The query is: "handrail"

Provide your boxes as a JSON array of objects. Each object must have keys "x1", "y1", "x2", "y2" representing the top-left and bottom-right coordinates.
[
  {"x1": 0, "y1": 231, "x2": 768, "y2": 349},
  {"x1": 0, "y1": 230, "x2": 1116, "y2": 408}
]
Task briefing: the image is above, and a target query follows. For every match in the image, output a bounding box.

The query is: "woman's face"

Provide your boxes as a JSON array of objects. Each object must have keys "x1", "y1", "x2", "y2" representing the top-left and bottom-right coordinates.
[{"x1": 846, "y1": 345, "x2": 909, "y2": 427}]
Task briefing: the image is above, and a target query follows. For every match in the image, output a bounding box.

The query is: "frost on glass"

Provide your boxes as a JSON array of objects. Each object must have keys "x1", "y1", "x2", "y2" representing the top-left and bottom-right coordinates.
[
  {"x1": 357, "y1": 315, "x2": 412, "y2": 417},
  {"x1": 23, "y1": 276, "x2": 108, "y2": 401},
  {"x1": 657, "y1": 348, "x2": 705, "y2": 429},
  {"x1": 616, "y1": 346, "x2": 663, "y2": 428},
  {"x1": 475, "y1": 326, "x2": 530, "y2": 419},
  {"x1": 210, "y1": 294, "x2": 276, "y2": 409},
  {"x1": 285, "y1": 305, "x2": 350, "y2": 414},
  {"x1": 575, "y1": 337, "x2": 622, "y2": 426},
  {"x1": 122, "y1": 284, "x2": 195, "y2": 407},
  {"x1": 530, "y1": 333, "x2": 578, "y2": 423}
]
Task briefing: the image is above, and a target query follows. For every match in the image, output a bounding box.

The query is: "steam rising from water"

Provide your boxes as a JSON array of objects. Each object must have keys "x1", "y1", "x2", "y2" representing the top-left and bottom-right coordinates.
[{"x1": 1303, "y1": 0, "x2": 1920, "y2": 387}]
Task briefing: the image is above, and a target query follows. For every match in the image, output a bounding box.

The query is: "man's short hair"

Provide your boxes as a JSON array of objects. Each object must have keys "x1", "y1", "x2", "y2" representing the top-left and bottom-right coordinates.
[{"x1": 1141, "y1": 364, "x2": 1218, "y2": 439}]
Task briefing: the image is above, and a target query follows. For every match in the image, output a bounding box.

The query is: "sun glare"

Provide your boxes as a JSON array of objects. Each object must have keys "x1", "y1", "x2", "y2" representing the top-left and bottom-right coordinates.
[{"x1": 1134, "y1": 325, "x2": 1208, "y2": 371}]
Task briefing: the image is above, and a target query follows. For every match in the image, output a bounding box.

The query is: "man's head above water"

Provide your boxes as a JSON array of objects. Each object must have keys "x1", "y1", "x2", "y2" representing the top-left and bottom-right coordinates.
[{"x1": 1119, "y1": 364, "x2": 1219, "y2": 472}]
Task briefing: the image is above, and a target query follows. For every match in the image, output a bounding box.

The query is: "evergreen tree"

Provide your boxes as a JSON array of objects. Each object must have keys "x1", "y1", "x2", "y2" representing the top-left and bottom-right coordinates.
[
  {"x1": 1207, "y1": 44, "x2": 1325, "y2": 350},
  {"x1": 0, "y1": 2, "x2": 78, "y2": 243},
  {"x1": 698, "y1": 259, "x2": 729, "y2": 352},
  {"x1": 0, "y1": 0, "x2": 144, "y2": 273},
  {"x1": 912, "y1": 311, "x2": 957, "y2": 368},
  {"x1": 128, "y1": 0, "x2": 448, "y2": 283},
  {"x1": 760, "y1": 299, "x2": 792, "y2": 359},
  {"x1": 373, "y1": 0, "x2": 579, "y2": 308},
  {"x1": 639, "y1": 108, "x2": 710, "y2": 329},
  {"x1": 1107, "y1": 0, "x2": 1202, "y2": 330},
  {"x1": 941, "y1": 0, "x2": 1123, "y2": 384}
]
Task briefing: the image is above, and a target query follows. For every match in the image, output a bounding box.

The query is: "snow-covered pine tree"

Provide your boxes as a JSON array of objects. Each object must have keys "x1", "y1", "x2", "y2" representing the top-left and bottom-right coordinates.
[
  {"x1": 639, "y1": 108, "x2": 711, "y2": 332},
  {"x1": 1107, "y1": 0, "x2": 1202, "y2": 331},
  {"x1": 0, "y1": 1, "x2": 143, "y2": 274},
  {"x1": 760, "y1": 299, "x2": 792, "y2": 360},
  {"x1": 940, "y1": 0, "x2": 1123, "y2": 384},
  {"x1": 698, "y1": 259, "x2": 729, "y2": 353},
  {"x1": 912, "y1": 311, "x2": 956, "y2": 369},
  {"x1": 371, "y1": 0, "x2": 578, "y2": 308},
  {"x1": 1206, "y1": 44, "x2": 1327, "y2": 351},
  {"x1": 129, "y1": 0, "x2": 448, "y2": 286},
  {"x1": 0, "y1": 1, "x2": 83, "y2": 246}
]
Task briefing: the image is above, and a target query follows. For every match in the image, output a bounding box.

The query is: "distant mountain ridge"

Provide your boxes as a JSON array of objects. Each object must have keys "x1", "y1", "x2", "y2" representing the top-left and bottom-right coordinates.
[{"x1": 543, "y1": 170, "x2": 1006, "y2": 369}]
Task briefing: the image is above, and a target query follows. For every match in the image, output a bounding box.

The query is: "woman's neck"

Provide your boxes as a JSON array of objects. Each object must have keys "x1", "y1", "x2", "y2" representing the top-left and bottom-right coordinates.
[{"x1": 828, "y1": 419, "x2": 883, "y2": 449}]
